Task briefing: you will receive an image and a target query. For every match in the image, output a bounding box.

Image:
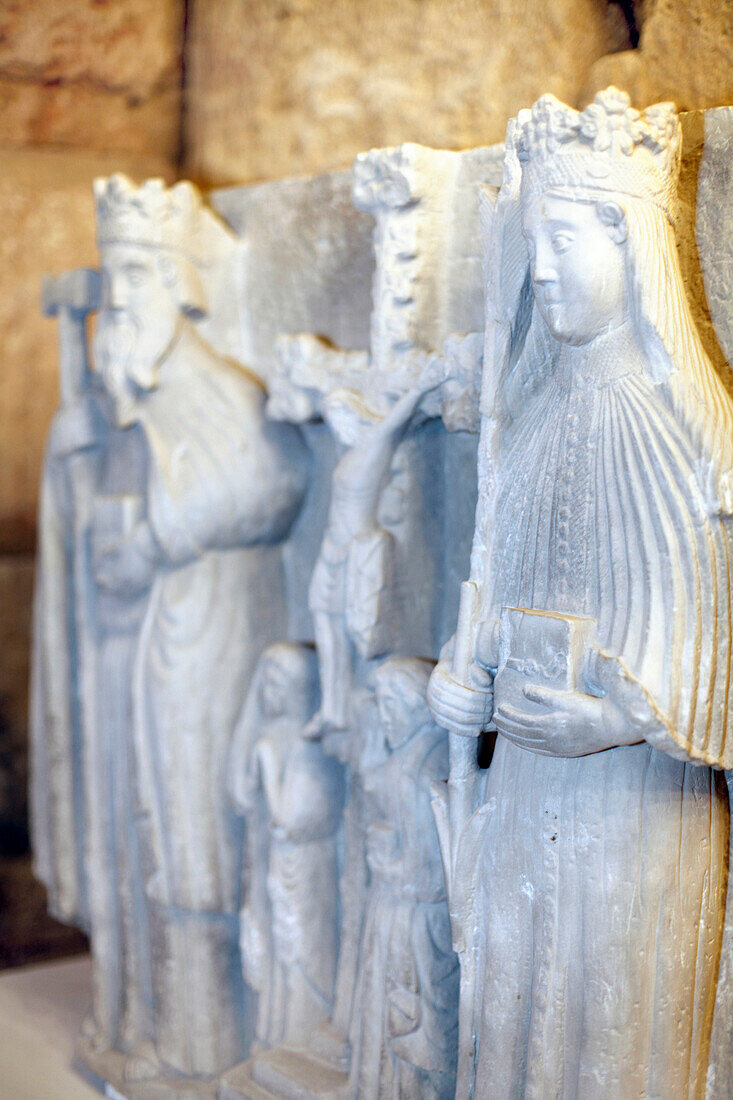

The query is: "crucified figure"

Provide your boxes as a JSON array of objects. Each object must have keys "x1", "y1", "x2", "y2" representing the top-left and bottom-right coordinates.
[{"x1": 307, "y1": 359, "x2": 443, "y2": 739}]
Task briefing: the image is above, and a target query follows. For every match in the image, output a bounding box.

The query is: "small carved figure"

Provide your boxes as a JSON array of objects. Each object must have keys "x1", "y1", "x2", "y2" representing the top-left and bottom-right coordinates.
[
  {"x1": 352, "y1": 657, "x2": 458, "y2": 1100},
  {"x1": 228, "y1": 643, "x2": 345, "y2": 1051},
  {"x1": 429, "y1": 90, "x2": 733, "y2": 1096}
]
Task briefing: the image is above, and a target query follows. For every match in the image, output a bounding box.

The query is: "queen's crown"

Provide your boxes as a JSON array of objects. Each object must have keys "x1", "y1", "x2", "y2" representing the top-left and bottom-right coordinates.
[{"x1": 514, "y1": 88, "x2": 681, "y2": 220}]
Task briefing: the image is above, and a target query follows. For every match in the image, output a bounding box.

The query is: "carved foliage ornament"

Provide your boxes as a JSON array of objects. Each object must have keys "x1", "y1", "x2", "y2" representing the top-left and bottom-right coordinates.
[{"x1": 352, "y1": 144, "x2": 424, "y2": 213}]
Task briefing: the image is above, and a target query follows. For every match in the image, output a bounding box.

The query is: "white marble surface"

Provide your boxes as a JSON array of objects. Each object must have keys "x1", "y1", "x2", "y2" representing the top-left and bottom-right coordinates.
[{"x1": 0, "y1": 955, "x2": 98, "y2": 1100}]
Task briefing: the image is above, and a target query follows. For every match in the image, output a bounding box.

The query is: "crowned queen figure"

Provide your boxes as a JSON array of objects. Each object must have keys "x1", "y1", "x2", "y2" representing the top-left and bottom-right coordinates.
[{"x1": 429, "y1": 90, "x2": 733, "y2": 1097}]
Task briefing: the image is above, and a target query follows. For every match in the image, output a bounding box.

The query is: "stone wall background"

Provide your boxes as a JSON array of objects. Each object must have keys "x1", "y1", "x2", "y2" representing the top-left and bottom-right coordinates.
[{"x1": 0, "y1": 0, "x2": 731, "y2": 965}]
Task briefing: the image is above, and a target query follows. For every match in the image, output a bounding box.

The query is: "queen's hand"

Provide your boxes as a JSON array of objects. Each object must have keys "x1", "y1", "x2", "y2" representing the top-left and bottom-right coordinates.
[
  {"x1": 427, "y1": 660, "x2": 493, "y2": 738},
  {"x1": 493, "y1": 654, "x2": 647, "y2": 757}
]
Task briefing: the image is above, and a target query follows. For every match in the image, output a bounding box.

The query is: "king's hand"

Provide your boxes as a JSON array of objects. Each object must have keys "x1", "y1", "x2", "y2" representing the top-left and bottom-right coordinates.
[{"x1": 94, "y1": 521, "x2": 158, "y2": 597}]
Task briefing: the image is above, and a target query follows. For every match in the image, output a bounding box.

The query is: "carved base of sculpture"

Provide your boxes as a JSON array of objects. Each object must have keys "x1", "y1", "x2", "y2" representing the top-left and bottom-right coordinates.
[
  {"x1": 76, "y1": 1040, "x2": 219, "y2": 1100},
  {"x1": 219, "y1": 1049, "x2": 348, "y2": 1100},
  {"x1": 76, "y1": 1025, "x2": 350, "y2": 1100},
  {"x1": 219, "y1": 949, "x2": 352, "y2": 1100}
]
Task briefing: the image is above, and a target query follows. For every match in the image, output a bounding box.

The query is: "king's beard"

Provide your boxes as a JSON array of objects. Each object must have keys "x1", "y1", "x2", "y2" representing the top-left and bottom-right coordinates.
[{"x1": 94, "y1": 308, "x2": 178, "y2": 427}]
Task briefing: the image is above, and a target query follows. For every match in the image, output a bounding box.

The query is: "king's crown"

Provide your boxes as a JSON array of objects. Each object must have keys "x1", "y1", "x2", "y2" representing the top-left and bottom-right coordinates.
[{"x1": 94, "y1": 174, "x2": 207, "y2": 263}]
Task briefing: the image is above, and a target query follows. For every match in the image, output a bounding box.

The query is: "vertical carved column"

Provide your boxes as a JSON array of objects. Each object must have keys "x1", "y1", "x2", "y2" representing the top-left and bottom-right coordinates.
[{"x1": 222, "y1": 141, "x2": 502, "y2": 1100}]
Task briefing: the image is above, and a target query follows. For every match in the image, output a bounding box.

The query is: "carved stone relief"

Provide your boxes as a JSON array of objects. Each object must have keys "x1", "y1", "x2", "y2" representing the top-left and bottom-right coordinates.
[
  {"x1": 31, "y1": 96, "x2": 733, "y2": 1100},
  {"x1": 351, "y1": 657, "x2": 457, "y2": 1100},
  {"x1": 228, "y1": 643, "x2": 344, "y2": 1053},
  {"x1": 218, "y1": 140, "x2": 502, "y2": 1100}
]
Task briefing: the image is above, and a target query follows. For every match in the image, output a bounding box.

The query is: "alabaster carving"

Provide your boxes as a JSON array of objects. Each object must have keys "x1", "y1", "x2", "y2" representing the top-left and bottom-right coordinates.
[
  {"x1": 256, "y1": 371, "x2": 445, "y2": 1095},
  {"x1": 32, "y1": 175, "x2": 308, "y2": 1088},
  {"x1": 31, "y1": 100, "x2": 733, "y2": 1100},
  {"x1": 428, "y1": 89, "x2": 733, "y2": 1098},
  {"x1": 306, "y1": 367, "x2": 445, "y2": 1090},
  {"x1": 351, "y1": 657, "x2": 457, "y2": 1099},
  {"x1": 228, "y1": 643, "x2": 344, "y2": 1051},
  {"x1": 306, "y1": 362, "x2": 443, "y2": 740},
  {"x1": 221, "y1": 142, "x2": 502, "y2": 1100}
]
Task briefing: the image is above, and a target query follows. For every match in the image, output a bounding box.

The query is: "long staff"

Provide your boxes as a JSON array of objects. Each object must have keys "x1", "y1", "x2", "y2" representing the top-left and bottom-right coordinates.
[
  {"x1": 42, "y1": 269, "x2": 102, "y2": 932},
  {"x1": 447, "y1": 129, "x2": 527, "y2": 1097}
]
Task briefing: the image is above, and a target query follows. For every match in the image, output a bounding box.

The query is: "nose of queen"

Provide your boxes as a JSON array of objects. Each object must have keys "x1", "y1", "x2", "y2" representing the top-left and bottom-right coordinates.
[{"x1": 530, "y1": 235, "x2": 558, "y2": 289}]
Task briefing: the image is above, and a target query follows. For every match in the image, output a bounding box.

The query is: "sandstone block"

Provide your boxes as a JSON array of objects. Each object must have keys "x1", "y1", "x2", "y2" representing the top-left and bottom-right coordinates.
[
  {"x1": 583, "y1": 0, "x2": 733, "y2": 112},
  {"x1": 0, "y1": 81, "x2": 180, "y2": 160},
  {"x1": 0, "y1": 148, "x2": 173, "y2": 553},
  {"x1": 184, "y1": 0, "x2": 630, "y2": 186},
  {"x1": 0, "y1": 0, "x2": 183, "y2": 156},
  {"x1": 0, "y1": 0, "x2": 182, "y2": 95}
]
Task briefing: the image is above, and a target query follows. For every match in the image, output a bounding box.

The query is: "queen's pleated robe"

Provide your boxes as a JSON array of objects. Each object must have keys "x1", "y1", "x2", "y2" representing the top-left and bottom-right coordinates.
[{"x1": 471, "y1": 325, "x2": 731, "y2": 1099}]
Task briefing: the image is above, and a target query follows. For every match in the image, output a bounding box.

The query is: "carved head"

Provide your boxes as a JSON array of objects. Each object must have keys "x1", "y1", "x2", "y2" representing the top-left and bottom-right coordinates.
[
  {"x1": 521, "y1": 194, "x2": 628, "y2": 346},
  {"x1": 92, "y1": 175, "x2": 209, "y2": 423},
  {"x1": 374, "y1": 657, "x2": 435, "y2": 749},
  {"x1": 502, "y1": 90, "x2": 733, "y2": 500},
  {"x1": 515, "y1": 88, "x2": 680, "y2": 220},
  {"x1": 513, "y1": 88, "x2": 680, "y2": 348},
  {"x1": 257, "y1": 642, "x2": 319, "y2": 724}
]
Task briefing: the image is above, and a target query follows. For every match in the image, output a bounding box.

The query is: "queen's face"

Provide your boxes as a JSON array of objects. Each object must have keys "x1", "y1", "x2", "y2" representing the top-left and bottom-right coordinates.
[{"x1": 522, "y1": 194, "x2": 627, "y2": 346}]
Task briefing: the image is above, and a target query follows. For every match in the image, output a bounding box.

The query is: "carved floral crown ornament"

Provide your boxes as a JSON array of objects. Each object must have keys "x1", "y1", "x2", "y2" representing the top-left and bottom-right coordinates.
[
  {"x1": 514, "y1": 87, "x2": 682, "y2": 222},
  {"x1": 93, "y1": 173, "x2": 208, "y2": 266}
]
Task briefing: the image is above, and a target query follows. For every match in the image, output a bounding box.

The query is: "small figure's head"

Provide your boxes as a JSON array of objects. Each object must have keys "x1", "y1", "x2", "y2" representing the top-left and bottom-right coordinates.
[
  {"x1": 374, "y1": 657, "x2": 435, "y2": 750},
  {"x1": 93, "y1": 175, "x2": 208, "y2": 424},
  {"x1": 258, "y1": 642, "x2": 319, "y2": 724},
  {"x1": 323, "y1": 389, "x2": 381, "y2": 448}
]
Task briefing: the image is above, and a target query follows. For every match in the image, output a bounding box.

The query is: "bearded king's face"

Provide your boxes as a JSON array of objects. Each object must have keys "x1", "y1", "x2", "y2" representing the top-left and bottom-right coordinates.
[{"x1": 94, "y1": 243, "x2": 180, "y2": 426}]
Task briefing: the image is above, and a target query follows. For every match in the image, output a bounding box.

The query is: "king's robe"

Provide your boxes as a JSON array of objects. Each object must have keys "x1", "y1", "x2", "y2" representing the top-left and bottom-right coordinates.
[{"x1": 130, "y1": 322, "x2": 307, "y2": 1074}]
